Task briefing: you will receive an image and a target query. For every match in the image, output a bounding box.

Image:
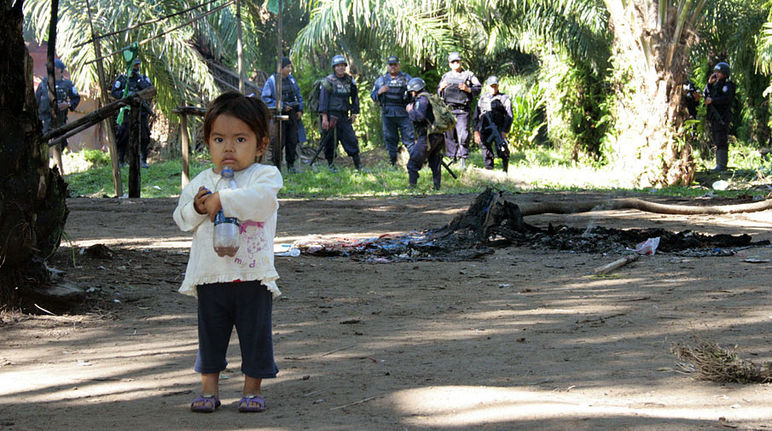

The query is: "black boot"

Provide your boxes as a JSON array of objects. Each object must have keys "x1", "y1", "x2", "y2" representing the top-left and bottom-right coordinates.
[
  {"x1": 502, "y1": 159, "x2": 509, "y2": 173},
  {"x1": 713, "y1": 149, "x2": 728, "y2": 172},
  {"x1": 352, "y1": 154, "x2": 362, "y2": 171}
]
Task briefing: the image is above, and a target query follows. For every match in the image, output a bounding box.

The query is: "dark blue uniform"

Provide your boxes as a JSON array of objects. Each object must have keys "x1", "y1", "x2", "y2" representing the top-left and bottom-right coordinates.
[
  {"x1": 704, "y1": 78, "x2": 735, "y2": 152},
  {"x1": 371, "y1": 71, "x2": 414, "y2": 165},
  {"x1": 318, "y1": 73, "x2": 360, "y2": 165},
  {"x1": 35, "y1": 77, "x2": 81, "y2": 147},
  {"x1": 407, "y1": 93, "x2": 443, "y2": 189},
  {"x1": 262, "y1": 73, "x2": 307, "y2": 168},
  {"x1": 473, "y1": 92, "x2": 513, "y2": 170},
  {"x1": 438, "y1": 70, "x2": 481, "y2": 161},
  {"x1": 112, "y1": 70, "x2": 154, "y2": 165}
]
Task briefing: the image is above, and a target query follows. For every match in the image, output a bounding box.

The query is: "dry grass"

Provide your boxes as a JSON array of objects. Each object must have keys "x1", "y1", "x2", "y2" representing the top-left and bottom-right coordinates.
[{"x1": 672, "y1": 338, "x2": 771, "y2": 384}]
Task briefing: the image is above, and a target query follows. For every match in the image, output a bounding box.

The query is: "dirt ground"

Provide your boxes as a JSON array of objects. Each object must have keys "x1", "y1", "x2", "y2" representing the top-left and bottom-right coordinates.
[{"x1": 1, "y1": 190, "x2": 770, "y2": 431}]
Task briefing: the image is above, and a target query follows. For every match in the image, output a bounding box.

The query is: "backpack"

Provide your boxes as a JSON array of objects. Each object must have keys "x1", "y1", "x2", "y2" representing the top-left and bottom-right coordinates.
[{"x1": 420, "y1": 92, "x2": 456, "y2": 135}]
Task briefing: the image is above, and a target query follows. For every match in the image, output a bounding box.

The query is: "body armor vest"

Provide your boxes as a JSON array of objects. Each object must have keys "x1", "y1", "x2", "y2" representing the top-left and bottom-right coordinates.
[
  {"x1": 281, "y1": 77, "x2": 299, "y2": 105},
  {"x1": 442, "y1": 73, "x2": 471, "y2": 106},
  {"x1": 381, "y1": 74, "x2": 408, "y2": 107},
  {"x1": 327, "y1": 74, "x2": 353, "y2": 113},
  {"x1": 478, "y1": 94, "x2": 507, "y2": 126}
]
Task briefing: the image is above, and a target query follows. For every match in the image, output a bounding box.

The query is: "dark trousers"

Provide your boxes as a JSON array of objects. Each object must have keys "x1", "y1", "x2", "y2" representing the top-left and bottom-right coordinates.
[
  {"x1": 324, "y1": 114, "x2": 359, "y2": 162},
  {"x1": 382, "y1": 114, "x2": 414, "y2": 164},
  {"x1": 408, "y1": 132, "x2": 443, "y2": 188},
  {"x1": 710, "y1": 121, "x2": 729, "y2": 151},
  {"x1": 444, "y1": 109, "x2": 470, "y2": 159},
  {"x1": 116, "y1": 113, "x2": 151, "y2": 163},
  {"x1": 280, "y1": 113, "x2": 300, "y2": 166},
  {"x1": 480, "y1": 129, "x2": 510, "y2": 169},
  {"x1": 194, "y1": 281, "x2": 278, "y2": 379}
]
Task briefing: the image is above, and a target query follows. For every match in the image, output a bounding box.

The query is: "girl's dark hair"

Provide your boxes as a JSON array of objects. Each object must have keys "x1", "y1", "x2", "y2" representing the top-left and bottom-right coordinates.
[{"x1": 203, "y1": 91, "x2": 271, "y2": 143}]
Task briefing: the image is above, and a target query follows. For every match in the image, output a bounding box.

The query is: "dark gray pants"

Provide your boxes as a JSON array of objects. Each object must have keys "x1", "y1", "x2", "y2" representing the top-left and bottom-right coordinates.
[
  {"x1": 194, "y1": 281, "x2": 278, "y2": 379},
  {"x1": 444, "y1": 109, "x2": 470, "y2": 160}
]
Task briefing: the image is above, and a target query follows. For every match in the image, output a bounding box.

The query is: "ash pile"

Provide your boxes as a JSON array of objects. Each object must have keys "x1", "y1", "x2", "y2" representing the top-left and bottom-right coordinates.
[{"x1": 294, "y1": 189, "x2": 766, "y2": 262}]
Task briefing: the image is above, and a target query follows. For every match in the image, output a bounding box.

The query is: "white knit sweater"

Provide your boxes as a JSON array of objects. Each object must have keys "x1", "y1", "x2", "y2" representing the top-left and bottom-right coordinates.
[{"x1": 173, "y1": 163, "x2": 283, "y2": 297}]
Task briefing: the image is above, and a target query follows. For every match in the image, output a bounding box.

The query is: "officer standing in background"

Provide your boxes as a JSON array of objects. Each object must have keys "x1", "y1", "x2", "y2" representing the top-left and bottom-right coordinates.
[
  {"x1": 262, "y1": 56, "x2": 306, "y2": 173},
  {"x1": 704, "y1": 61, "x2": 735, "y2": 172},
  {"x1": 36, "y1": 59, "x2": 81, "y2": 149},
  {"x1": 318, "y1": 54, "x2": 362, "y2": 171},
  {"x1": 473, "y1": 76, "x2": 513, "y2": 172},
  {"x1": 438, "y1": 52, "x2": 481, "y2": 170},
  {"x1": 371, "y1": 56, "x2": 413, "y2": 167},
  {"x1": 112, "y1": 58, "x2": 154, "y2": 168},
  {"x1": 405, "y1": 77, "x2": 444, "y2": 190}
]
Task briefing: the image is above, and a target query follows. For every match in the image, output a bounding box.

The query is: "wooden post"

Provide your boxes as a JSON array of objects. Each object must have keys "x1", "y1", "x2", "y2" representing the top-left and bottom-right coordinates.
[
  {"x1": 46, "y1": 0, "x2": 64, "y2": 175},
  {"x1": 236, "y1": 0, "x2": 245, "y2": 94},
  {"x1": 86, "y1": 0, "x2": 122, "y2": 197},
  {"x1": 180, "y1": 113, "x2": 190, "y2": 188},
  {"x1": 273, "y1": 0, "x2": 283, "y2": 168},
  {"x1": 127, "y1": 97, "x2": 141, "y2": 197}
]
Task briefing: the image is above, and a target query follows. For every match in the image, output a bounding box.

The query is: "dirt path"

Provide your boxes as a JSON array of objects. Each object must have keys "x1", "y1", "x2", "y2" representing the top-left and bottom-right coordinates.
[{"x1": 1, "y1": 192, "x2": 770, "y2": 430}]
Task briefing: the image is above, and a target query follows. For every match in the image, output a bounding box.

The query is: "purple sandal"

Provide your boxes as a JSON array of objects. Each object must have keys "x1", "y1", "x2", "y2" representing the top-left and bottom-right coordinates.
[
  {"x1": 238, "y1": 394, "x2": 266, "y2": 413},
  {"x1": 190, "y1": 394, "x2": 220, "y2": 413}
]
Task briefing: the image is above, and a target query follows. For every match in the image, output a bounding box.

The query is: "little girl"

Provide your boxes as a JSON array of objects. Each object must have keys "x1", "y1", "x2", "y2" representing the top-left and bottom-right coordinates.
[{"x1": 173, "y1": 92, "x2": 283, "y2": 413}]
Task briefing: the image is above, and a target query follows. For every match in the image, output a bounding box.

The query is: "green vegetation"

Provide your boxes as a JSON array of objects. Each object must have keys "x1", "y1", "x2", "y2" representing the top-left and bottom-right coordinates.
[{"x1": 63, "y1": 146, "x2": 771, "y2": 199}]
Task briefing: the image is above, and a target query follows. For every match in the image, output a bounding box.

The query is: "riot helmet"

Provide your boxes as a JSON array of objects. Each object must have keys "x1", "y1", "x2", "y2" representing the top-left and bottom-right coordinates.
[
  {"x1": 714, "y1": 62, "x2": 730, "y2": 78},
  {"x1": 406, "y1": 77, "x2": 426, "y2": 93},
  {"x1": 54, "y1": 59, "x2": 66, "y2": 70},
  {"x1": 331, "y1": 55, "x2": 347, "y2": 68}
]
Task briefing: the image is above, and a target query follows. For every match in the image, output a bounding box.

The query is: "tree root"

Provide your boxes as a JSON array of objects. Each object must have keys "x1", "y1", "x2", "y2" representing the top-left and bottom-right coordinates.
[{"x1": 519, "y1": 197, "x2": 772, "y2": 216}]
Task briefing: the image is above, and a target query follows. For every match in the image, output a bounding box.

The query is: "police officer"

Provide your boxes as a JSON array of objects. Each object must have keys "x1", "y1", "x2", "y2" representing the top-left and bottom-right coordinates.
[
  {"x1": 36, "y1": 59, "x2": 81, "y2": 148},
  {"x1": 405, "y1": 78, "x2": 443, "y2": 190},
  {"x1": 437, "y1": 52, "x2": 481, "y2": 170},
  {"x1": 704, "y1": 61, "x2": 735, "y2": 172},
  {"x1": 262, "y1": 56, "x2": 306, "y2": 173},
  {"x1": 473, "y1": 76, "x2": 513, "y2": 172},
  {"x1": 318, "y1": 55, "x2": 362, "y2": 171},
  {"x1": 112, "y1": 58, "x2": 154, "y2": 168},
  {"x1": 370, "y1": 56, "x2": 413, "y2": 167}
]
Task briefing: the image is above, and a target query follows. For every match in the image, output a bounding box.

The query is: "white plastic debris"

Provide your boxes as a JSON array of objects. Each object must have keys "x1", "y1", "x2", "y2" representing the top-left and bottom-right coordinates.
[
  {"x1": 712, "y1": 180, "x2": 729, "y2": 190},
  {"x1": 633, "y1": 237, "x2": 660, "y2": 255}
]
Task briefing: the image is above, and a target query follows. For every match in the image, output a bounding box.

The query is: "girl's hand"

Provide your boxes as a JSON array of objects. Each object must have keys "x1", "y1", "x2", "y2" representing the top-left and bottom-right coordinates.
[
  {"x1": 194, "y1": 187, "x2": 211, "y2": 214},
  {"x1": 202, "y1": 191, "x2": 222, "y2": 221}
]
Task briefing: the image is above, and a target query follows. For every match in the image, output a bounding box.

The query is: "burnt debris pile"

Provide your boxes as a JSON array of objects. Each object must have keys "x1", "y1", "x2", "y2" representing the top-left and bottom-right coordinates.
[{"x1": 294, "y1": 189, "x2": 766, "y2": 262}]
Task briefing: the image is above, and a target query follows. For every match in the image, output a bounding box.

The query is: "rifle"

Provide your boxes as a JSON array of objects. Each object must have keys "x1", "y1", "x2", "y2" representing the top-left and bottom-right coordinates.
[
  {"x1": 483, "y1": 111, "x2": 509, "y2": 156},
  {"x1": 441, "y1": 158, "x2": 457, "y2": 179},
  {"x1": 309, "y1": 116, "x2": 338, "y2": 166}
]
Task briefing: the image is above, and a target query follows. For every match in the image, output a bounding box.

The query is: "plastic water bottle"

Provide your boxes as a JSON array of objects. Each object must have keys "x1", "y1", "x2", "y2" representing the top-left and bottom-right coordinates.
[{"x1": 212, "y1": 168, "x2": 240, "y2": 257}]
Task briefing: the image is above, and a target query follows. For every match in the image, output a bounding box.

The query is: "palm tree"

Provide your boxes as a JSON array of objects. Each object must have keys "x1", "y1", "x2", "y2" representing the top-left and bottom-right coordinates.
[
  {"x1": 602, "y1": 0, "x2": 709, "y2": 186},
  {"x1": 1, "y1": 0, "x2": 68, "y2": 307},
  {"x1": 293, "y1": 0, "x2": 457, "y2": 76},
  {"x1": 23, "y1": 0, "x2": 225, "y2": 118}
]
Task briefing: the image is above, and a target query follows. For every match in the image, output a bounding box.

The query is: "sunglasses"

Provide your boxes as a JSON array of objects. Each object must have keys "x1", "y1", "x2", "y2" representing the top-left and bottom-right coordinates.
[{"x1": 450, "y1": 60, "x2": 461, "y2": 64}]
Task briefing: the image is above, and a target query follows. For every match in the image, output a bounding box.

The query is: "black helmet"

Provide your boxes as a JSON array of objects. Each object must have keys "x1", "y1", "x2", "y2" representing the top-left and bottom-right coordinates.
[
  {"x1": 714, "y1": 62, "x2": 730, "y2": 77},
  {"x1": 406, "y1": 77, "x2": 426, "y2": 92},
  {"x1": 331, "y1": 55, "x2": 347, "y2": 68}
]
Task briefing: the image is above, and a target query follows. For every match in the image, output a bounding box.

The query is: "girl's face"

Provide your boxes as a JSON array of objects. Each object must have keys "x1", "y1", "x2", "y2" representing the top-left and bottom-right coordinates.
[{"x1": 207, "y1": 114, "x2": 268, "y2": 173}]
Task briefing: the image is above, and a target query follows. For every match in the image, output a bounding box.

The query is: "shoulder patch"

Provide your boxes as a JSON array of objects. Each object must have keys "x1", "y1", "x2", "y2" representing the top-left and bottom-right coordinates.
[
  {"x1": 722, "y1": 85, "x2": 728, "y2": 93},
  {"x1": 114, "y1": 81, "x2": 121, "y2": 89},
  {"x1": 72, "y1": 87, "x2": 78, "y2": 95}
]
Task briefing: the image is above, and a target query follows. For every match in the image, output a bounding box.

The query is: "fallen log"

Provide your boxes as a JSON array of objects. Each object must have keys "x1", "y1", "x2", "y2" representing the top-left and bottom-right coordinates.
[{"x1": 519, "y1": 197, "x2": 772, "y2": 216}]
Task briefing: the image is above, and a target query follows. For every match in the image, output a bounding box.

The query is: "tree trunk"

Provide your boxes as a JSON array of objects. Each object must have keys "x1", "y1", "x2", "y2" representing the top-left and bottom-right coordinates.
[
  {"x1": 604, "y1": 1, "x2": 699, "y2": 187},
  {"x1": 0, "y1": 2, "x2": 69, "y2": 307}
]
